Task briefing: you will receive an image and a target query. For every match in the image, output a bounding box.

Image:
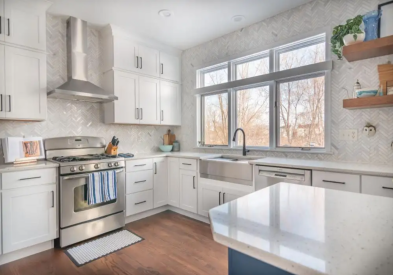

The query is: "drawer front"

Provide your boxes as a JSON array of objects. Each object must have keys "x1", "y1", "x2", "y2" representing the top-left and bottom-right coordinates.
[
  {"x1": 362, "y1": 175, "x2": 393, "y2": 198},
  {"x1": 179, "y1": 158, "x2": 197, "y2": 171},
  {"x1": 313, "y1": 170, "x2": 360, "y2": 193},
  {"x1": 126, "y1": 190, "x2": 153, "y2": 216},
  {"x1": 126, "y1": 159, "x2": 153, "y2": 172},
  {"x1": 126, "y1": 170, "x2": 153, "y2": 194},
  {"x1": 1, "y1": 168, "x2": 56, "y2": 190}
]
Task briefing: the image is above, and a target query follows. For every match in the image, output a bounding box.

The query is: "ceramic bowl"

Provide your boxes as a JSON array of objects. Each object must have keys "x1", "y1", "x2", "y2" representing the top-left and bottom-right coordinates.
[
  {"x1": 343, "y1": 33, "x2": 365, "y2": 46},
  {"x1": 355, "y1": 88, "x2": 378, "y2": 98},
  {"x1": 159, "y1": 145, "x2": 173, "y2": 152}
]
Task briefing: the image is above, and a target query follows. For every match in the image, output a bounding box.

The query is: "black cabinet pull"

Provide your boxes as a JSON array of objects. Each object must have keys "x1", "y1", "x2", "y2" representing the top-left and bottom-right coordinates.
[
  {"x1": 0, "y1": 94, "x2": 3, "y2": 112},
  {"x1": 223, "y1": 192, "x2": 225, "y2": 204},
  {"x1": 136, "y1": 56, "x2": 139, "y2": 68},
  {"x1": 161, "y1": 63, "x2": 164, "y2": 74},
  {"x1": 219, "y1": 191, "x2": 221, "y2": 205},
  {"x1": 275, "y1": 174, "x2": 287, "y2": 177},
  {"x1": 8, "y1": 95, "x2": 11, "y2": 112},
  {"x1": 135, "y1": 180, "x2": 146, "y2": 184},
  {"x1": 140, "y1": 57, "x2": 142, "y2": 69},
  {"x1": 7, "y1": 18, "x2": 10, "y2": 36},
  {"x1": 322, "y1": 180, "x2": 345, "y2": 185},
  {"x1": 51, "y1": 191, "x2": 55, "y2": 208},
  {"x1": 19, "y1": 176, "x2": 41, "y2": 181},
  {"x1": 134, "y1": 164, "x2": 146, "y2": 167},
  {"x1": 382, "y1": 186, "x2": 393, "y2": 190},
  {"x1": 135, "y1": 201, "x2": 146, "y2": 205},
  {"x1": 182, "y1": 163, "x2": 192, "y2": 166},
  {"x1": 193, "y1": 176, "x2": 195, "y2": 189},
  {"x1": 0, "y1": 16, "x2": 2, "y2": 35}
]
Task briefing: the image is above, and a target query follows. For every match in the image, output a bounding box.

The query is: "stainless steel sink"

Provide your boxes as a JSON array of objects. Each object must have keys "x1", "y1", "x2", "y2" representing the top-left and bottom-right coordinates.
[{"x1": 199, "y1": 155, "x2": 262, "y2": 186}]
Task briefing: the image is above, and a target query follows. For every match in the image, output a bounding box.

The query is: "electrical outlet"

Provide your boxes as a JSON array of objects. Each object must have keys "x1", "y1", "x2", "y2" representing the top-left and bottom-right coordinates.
[{"x1": 339, "y1": 129, "x2": 357, "y2": 141}]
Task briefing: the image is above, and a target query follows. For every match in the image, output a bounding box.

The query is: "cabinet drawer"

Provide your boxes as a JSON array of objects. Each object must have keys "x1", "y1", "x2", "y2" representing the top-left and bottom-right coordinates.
[
  {"x1": 126, "y1": 170, "x2": 153, "y2": 194},
  {"x1": 126, "y1": 159, "x2": 153, "y2": 172},
  {"x1": 313, "y1": 170, "x2": 360, "y2": 193},
  {"x1": 126, "y1": 190, "x2": 153, "y2": 216},
  {"x1": 179, "y1": 158, "x2": 197, "y2": 171},
  {"x1": 362, "y1": 175, "x2": 393, "y2": 198},
  {"x1": 1, "y1": 168, "x2": 56, "y2": 190}
]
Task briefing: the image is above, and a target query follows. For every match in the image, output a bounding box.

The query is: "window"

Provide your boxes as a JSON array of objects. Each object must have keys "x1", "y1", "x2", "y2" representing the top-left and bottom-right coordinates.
[
  {"x1": 278, "y1": 75, "x2": 325, "y2": 148},
  {"x1": 197, "y1": 33, "x2": 330, "y2": 152},
  {"x1": 202, "y1": 92, "x2": 229, "y2": 146}
]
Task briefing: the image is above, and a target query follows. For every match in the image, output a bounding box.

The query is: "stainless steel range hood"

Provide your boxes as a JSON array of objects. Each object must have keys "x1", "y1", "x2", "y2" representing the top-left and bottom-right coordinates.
[{"x1": 48, "y1": 17, "x2": 117, "y2": 103}]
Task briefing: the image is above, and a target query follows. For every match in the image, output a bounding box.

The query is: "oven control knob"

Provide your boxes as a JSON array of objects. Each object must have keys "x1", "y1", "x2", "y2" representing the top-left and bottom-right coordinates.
[
  {"x1": 79, "y1": 165, "x2": 85, "y2": 171},
  {"x1": 70, "y1": 166, "x2": 76, "y2": 172},
  {"x1": 94, "y1": 164, "x2": 100, "y2": 169},
  {"x1": 114, "y1": 162, "x2": 119, "y2": 167},
  {"x1": 108, "y1": 163, "x2": 113, "y2": 167}
]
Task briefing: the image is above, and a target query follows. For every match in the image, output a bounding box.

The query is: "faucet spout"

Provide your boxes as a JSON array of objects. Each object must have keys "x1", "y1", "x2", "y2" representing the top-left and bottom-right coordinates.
[{"x1": 232, "y1": 128, "x2": 247, "y2": 156}]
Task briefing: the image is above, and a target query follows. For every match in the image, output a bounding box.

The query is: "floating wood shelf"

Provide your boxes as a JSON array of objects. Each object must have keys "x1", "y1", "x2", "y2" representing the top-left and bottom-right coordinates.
[
  {"x1": 343, "y1": 95, "x2": 393, "y2": 109},
  {"x1": 342, "y1": 35, "x2": 393, "y2": 62}
]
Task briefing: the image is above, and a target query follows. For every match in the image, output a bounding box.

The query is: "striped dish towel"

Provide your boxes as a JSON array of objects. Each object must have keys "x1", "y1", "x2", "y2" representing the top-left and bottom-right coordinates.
[{"x1": 88, "y1": 171, "x2": 117, "y2": 205}]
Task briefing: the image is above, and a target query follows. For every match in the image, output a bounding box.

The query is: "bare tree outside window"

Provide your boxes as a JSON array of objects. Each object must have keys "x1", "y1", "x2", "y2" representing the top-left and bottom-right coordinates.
[
  {"x1": 203, "y1": 68, "x2": 228, "y2": 87},
  {"x1": 279, "y1": 42, "x2": 325, "y2": 71},
  {"x1": 236, "y1": 57, "x2": 269, "y2": 80},
  {"x1": 203, "y1": 93, "x2": 228, "y2": 145}
]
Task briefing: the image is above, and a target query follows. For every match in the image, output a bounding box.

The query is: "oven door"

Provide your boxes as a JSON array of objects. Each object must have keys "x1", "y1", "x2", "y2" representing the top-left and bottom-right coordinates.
[{"x1": 60, "y1": 168, "x2": 125, "y2": 228}]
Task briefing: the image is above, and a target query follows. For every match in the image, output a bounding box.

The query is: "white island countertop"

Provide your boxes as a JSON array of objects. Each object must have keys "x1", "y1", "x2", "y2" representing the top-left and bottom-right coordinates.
[
  {"x1": 209, "y1": 182, "x2": 393, "y2": 275},
  {"x1": 250, "y1": 157, "x2": 393, "y2": 177}
]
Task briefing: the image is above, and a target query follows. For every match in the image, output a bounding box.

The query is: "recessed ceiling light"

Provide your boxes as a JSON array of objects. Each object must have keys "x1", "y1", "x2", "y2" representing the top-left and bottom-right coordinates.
[
  {"x1": 232, "y1": 15, "x2": 245, "y2": 23},
  {"x1": 158, "y1": 9, "x2": 173, "y2": 18}
]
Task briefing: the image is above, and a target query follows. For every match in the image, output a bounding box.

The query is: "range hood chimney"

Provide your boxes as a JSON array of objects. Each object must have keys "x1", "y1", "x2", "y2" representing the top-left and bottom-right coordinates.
[{"x1": 47, "y1": 17, "x2": 117, "y2": 103}]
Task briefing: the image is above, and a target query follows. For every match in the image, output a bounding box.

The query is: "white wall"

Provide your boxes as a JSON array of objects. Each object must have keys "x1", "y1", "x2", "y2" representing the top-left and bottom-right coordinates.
[
  {"x1": 0, "y1": 14, "x2": 180, "y2": 161},
  {"x1": 178, "y1": 0, "x2": 393, "y2": 165}
]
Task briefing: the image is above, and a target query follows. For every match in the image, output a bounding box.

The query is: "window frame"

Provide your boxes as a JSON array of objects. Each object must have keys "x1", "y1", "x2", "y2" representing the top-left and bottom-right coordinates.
[
  {"x1": 197, "y1": 62, "x2": 229, "y2": 88},
  {"x1": 196, "y1": 31, "x2": 332, "y2": 153}
]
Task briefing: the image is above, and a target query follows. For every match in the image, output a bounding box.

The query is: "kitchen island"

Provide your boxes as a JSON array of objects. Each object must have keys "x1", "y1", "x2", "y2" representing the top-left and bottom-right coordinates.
[{"x1": 209, "y1": 182, "x2": 393, "y2": 275}]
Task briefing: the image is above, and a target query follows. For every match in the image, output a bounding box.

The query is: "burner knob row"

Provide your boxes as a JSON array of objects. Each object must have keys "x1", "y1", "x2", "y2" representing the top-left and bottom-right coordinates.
[
  {"x1": 79, "y1": 165, "x2": 85, "y2": 171},
  {"x1": 70, "y1": 166, "x2": 76, "y2": 172},
  {"x1": 94, "y1": 164, "x2": 100, "y2": 169}
]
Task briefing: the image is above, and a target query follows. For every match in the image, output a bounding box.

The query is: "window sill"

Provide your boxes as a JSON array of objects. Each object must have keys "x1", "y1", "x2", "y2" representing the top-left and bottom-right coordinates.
[{"x1": 194, "y1": 146, "x2": 334, "y2": 155}]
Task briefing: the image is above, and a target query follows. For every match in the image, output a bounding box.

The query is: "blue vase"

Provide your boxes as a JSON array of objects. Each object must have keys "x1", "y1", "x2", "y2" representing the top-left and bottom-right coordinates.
[{"x1": 363, "y1": 10, "x2": 382, "y2": 41}]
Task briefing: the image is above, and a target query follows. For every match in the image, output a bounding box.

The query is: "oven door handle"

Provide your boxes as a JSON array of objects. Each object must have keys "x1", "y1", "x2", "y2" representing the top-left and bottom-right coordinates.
[{"x1": 62, "y1": 168, "x2": 124, "y2": 180}]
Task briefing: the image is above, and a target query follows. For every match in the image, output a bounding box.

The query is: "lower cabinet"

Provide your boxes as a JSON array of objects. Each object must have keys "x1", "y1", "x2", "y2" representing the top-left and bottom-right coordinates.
[
  {"x1": 198, "y1": 182, "x2": 250, "y2": 217},
  {"x1": 168, "y1": 158, "x2": 180, "y2": 207},
  {"x1": 312, "y1": 170, "x2": 360, "y2": 193},
  {"x1": 2, "y1": 184, "x2": 56, "y2": 254},
  {"x1": 362, "y1": 175, "x2": 393, "y2": 198},
  {"x1": 153, "y1": 158, "x2": 168, "y2": 208},
  {"x1": 179, "y1": 169, "x2": 197, "y2": 213},
  {"x1": 126, "y1": 190, "x2": 153, "y2": 216}
]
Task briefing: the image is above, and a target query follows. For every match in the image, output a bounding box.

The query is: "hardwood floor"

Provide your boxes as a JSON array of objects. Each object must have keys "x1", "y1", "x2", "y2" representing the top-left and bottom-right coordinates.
[{"x1": 0, "y1": 211, "x2": 228, "y2": 275}]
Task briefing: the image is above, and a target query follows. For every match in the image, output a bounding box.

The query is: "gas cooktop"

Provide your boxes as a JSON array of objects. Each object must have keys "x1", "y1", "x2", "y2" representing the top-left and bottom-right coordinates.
[{"x1": 52, "y1": 154, "x2": 119, "y2": 163}]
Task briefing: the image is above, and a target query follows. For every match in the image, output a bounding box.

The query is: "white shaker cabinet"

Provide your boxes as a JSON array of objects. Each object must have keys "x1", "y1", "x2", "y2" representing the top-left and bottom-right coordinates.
[
  {"x1": 2, "y1": 46, "x2": 46, "y2": 120},
  {"x1": 139, "y1": 76, "x2": 160, "y2": 125},
  {"x1": 0, "y1": 44, "x2": 4, "y2": 118},
  {"x1": 159, "y1": 52, "x2": 180, "y2": 82},
  {"x1": 160, "y1": 80, "x2": 181, "y2": 126},
  {"x1": 179, "y1": 169, "x2": 197, "y2": 214},
  {"x1": 198, "y1": 183, "x2": 221, "y2": 217},
  {"x1": 168, "y1": 158, "x2": 180, "y2": 207},
  {"x1": 153, "y1": 158, "x2": 168, "y2": 208},
  {"x1": 138, "y1": 45, "x2": 159, "y2": 77},
  {"x1": 112, "y1": 36, "x2": 138, "y2": 73},
  {"x1": 313, "y1": 170, "x2": 360, "y2": 193},
  {"x1": 362, "y1": 175, "x2": 393, "y2": 198},
  {"x1": 3, "y1": 0, "x2": 48, "y2": 51},
  {"x1": 2, "y1": 183, "x2": 56, "y2": 253},
  {"x1": 0, "y1": 0, "x2": 4, "y2": 42}
]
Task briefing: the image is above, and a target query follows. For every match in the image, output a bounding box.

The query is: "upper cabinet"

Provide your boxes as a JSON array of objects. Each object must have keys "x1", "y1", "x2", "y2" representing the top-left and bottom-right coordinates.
[
  {"x1": 1, "y1": 0, "x2": 49, "y2": 51},
  {"x1": 101, "y1": 25, "x2": 181, "y2": 82},
  {"x1": 160, "y1": 80, "x2": 181, "y2": 125},
  {"x1": 159, "y1": 52, "x2": 180, "y2": 82}
]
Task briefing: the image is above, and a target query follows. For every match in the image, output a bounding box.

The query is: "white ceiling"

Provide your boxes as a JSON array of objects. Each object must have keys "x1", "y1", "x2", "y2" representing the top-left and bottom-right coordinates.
[{"x1": 48, "y1": 0, "x2": 313, "y2": 51}]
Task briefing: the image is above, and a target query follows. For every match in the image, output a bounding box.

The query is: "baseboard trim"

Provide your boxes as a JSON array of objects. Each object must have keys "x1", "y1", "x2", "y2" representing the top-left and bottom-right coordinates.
[
  {"x1": 125, "y1": 205, "x2": 210, "y2": 225},
  {"x1": 0, "y1": 240, "x2": 54, "y2": 266}
]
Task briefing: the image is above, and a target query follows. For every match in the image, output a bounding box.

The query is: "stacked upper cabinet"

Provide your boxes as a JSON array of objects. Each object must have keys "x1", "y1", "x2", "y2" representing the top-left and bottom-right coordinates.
[
  {"x1": 101, "y1": 25, "x2": 181, "y2": 126},
  {"x1": 0, "y1": 0, "x2": 50, "y2": 121}
]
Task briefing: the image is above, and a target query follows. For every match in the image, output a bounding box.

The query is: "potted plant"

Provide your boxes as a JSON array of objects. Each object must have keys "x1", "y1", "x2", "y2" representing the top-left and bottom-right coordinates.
[{"x1": 331, "y1": 15, "x2": 364, "y2": 60}]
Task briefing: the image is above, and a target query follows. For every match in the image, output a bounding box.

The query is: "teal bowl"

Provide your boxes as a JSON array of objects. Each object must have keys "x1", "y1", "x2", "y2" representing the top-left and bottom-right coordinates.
[{"x1": 159, "y1": 145, "x2": 173, "y2": 152}]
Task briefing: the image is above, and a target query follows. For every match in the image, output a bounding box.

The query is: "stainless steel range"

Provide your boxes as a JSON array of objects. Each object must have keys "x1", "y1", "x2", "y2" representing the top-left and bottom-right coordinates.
[{"x1": 44, "y1": 136, "x2": 125, "y2": 247}]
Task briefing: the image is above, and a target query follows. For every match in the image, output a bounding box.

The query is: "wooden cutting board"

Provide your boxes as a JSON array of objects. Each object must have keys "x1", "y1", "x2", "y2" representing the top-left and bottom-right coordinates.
[
  {"x1": 378, "y1": 64, "x2": 393, "y2": 95},
  {"x1": 163, "y1": 130, "x2": 176, "y2": 145}
]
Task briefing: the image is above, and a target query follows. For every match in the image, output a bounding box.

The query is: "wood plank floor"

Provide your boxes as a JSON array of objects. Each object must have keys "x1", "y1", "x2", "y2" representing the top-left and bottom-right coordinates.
[{"x1": 0, "y1": 211, "x2": 228, "y2": 275}]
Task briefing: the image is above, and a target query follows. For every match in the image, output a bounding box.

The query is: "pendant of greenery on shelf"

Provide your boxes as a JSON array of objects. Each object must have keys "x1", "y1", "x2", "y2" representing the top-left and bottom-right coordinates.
[{"x1": 331, "y1": 15, "x2": 364, "y2": 60}]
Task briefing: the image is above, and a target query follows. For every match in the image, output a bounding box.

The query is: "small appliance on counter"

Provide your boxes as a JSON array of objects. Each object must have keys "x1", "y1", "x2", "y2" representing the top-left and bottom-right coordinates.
[
  {"x1": 106, "y1": 136, "x2": 119, "y2": 155},
  {"x1": 173, "y1": 140, "x2": 180, "y2": 152},
  {"x1": 1, "y1": 136, "x2": 45, "y2": 164}
]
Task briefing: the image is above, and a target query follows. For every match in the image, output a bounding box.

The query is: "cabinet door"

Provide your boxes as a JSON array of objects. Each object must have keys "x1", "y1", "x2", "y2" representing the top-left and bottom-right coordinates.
[
  {"x1": 0, "y1": 0, "x2": 4, "y2": 42},
  {"x1": 160, "y1": 80, "x2": 181, "y2": 126},
  {"x1": 313, "y1": 170, "x2": 360, "y2": 193},
  {"x1": 362, "y1": 175, "x2": 393, "y2": 198},
  {"x1": 113, "y1": 71, "x2": 139, "y2": 124},
  {"x1": 153, "y1": 158, "x2": 168, "y2": 208},
  {"x1": 198, "y1": 183, "x2": 221, "y2": 217},
  {"x1": 139, "y1": 76, "x2": 160, "y2": 124},
  {"x1": 179, "y1": 169, "x2": 197, "y2": 213},
  {"x1": 4, "y1": 0, "x2": 47, "y2": 51},
  {"x1": 138, "y1": 45, "x2": 159, "y2": 77},
  {"x1": 113, "y1": 36, "x2": 138, "y2": 73},
  {"x1": 0, "y1": 44, "x2": 5, "y2": 118},
  {"x1": 222, "y1": 187, "x2": 249, "y2": 204},
  {"x1": 2, "y1": 184, "x2": 56, "y2": 253},
  {"x1": 168, "y1": 158, "x2": 180, "y2": 207},
  {"x1": 5, "y1": 46, "x2": 46, "y2": 120},
  {"x1": 159, "y1": 52, "x2": 180, "y2": 82}
]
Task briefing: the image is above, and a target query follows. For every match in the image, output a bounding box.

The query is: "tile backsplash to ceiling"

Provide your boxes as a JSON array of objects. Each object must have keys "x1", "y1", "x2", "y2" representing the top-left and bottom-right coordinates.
[
  {"x1": 0, "y1": 14, "x2": 178, "y2": 162},
  {"x1": 178, "y1": 0, "x2": 393, "y2": 165}
]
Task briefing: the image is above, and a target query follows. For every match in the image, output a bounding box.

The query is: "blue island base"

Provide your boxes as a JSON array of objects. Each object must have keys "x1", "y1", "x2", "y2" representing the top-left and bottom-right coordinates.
[{"x1": 228, "y1": 248, "x2": 294, "y2": 275}]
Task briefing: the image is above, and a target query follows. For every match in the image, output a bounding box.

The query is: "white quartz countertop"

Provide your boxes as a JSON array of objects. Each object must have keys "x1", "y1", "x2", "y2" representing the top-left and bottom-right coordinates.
[
  {"x1": 0, "y1": 161, "x2": 59, "y2": 173},
  {"x1": 209, "y1": 182, "x2": 393, "y2": 275},
  {"x1": 123, "y1": 152, "x2": 222, "y2": 160},
  {"x1": 249, "y1": 157, "x2": 393, "y2": 177}
]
